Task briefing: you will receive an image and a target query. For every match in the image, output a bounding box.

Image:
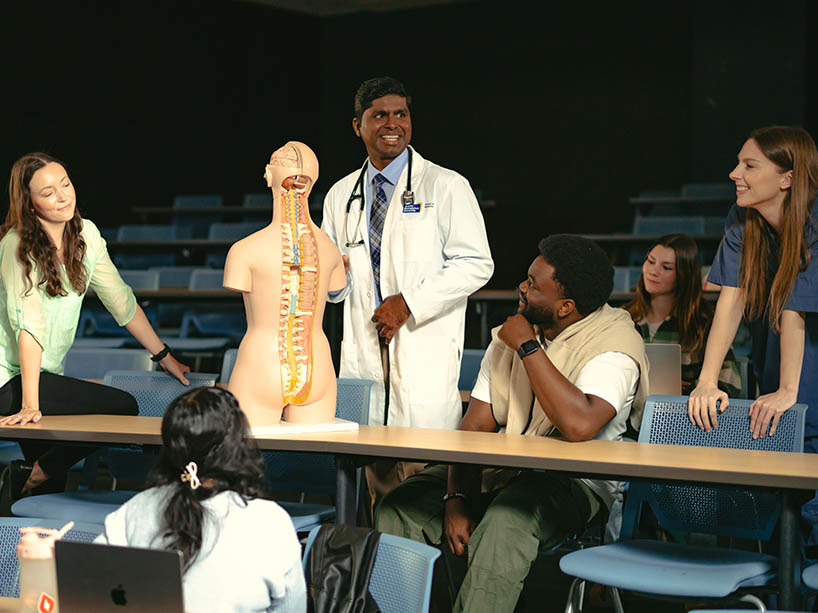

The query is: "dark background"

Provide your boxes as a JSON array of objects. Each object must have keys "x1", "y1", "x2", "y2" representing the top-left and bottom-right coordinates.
[{"x1": 2, "y1": 0, "x2": 815, "y2": 288}]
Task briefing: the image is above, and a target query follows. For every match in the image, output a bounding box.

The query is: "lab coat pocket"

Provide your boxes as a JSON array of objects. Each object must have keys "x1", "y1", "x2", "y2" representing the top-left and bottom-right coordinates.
[
  {"x1": 402, "y1": 334, "x2": 456, "y2": 405},
  {"x1": 397, "y1": 216, "x2": 436, "y2": 262}
]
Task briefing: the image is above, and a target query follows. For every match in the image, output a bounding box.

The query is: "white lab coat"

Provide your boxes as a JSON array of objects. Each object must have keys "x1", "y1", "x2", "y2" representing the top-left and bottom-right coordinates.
[{"x1": 321, "y1": 148, "x2": 494, "y2": 428}]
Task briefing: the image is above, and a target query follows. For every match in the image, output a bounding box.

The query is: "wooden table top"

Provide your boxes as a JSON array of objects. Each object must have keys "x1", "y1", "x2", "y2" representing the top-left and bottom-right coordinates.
[{"x1": 2, "y1": 416, "x2": 816, "y2": 490}]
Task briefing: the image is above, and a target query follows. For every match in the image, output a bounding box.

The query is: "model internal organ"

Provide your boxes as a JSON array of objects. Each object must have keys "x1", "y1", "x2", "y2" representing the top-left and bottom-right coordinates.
[{"x1": 279, "y1": 187, "x2": 319, "y2": 404}]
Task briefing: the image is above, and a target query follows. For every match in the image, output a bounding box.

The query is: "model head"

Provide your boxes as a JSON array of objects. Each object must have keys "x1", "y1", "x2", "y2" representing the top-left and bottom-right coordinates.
[
  {"x1": 264, "y1": 141, "x2": 319, "y2": 196},
  {"x1": 352, "y1": 77, "x2": 412, "y2": 170},
  {"x1": 149, "y1": 386, "x2": 265, "y2": 570},
  {"x1": 627, "y1": 234, "x2": 710, "y2": 353},
  {"x1": 732, "y1": 126, "x2": 818, "y2": 330},
  {"x1": 518, "y1": 235, "x2": 612, "y2": 335},
  {"x1": 4, "y1": 152, "x2": 87, "y2": 297}
]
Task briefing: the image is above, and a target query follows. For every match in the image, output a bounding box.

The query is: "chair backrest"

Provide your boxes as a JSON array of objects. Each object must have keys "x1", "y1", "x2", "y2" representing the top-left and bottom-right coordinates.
[
  {"x1": 188, "y1": 269, "x2": 225, "y2": 290},
  {"x1": 622, "y1": 395, "x2": 806, "y2": 542},
  {"x1": 680, "y1": 183, "x2": 735, "y2": 198},
  {"x1": 102, "y1": 371, "x2": 218, "y2": 417},
  {"x1": 172, "y1": 194, "x2": 223, "y2": 209},
  {"x1": 302, "y1": 526, "x2": 441, "y2": 613},
  {"x1": 207, "y1": 222, "x2": 265, "y2": 241},
  {"x1": 63, "y1": 348, "x2": 154, "y2": 380},
  {"x1": 458, "y1": 349, "x2": 485, "y2": 392},
  {"x1": 0, "y1": 518, "x2": 103, "y2": 597},
  {"x1": 149, "y1": 266, "x2": 198, "y2": 288},
  {"x1": 643, "y1": 344, "x2": 682, "y2": 395},
  {"x1": 220, "y1": 348, "x2": 238, "y2": 383},
  {"x1": 242, "y1": 192, "x2": 271, "y2": 208},
  {"x1": 264, "y1": 379, "x2": 374, "y2": 494},
  {"x1": 71, "y1": 338, "x2": 127, "y2": 349},
  {"x1": 632, "y1": 215, "x2": 706, "y2": 236},
  {"x1": 117, "y1": 270, "x2": 160, "y2": 290},
  {"x1": 116, "y1": 224, "x2": 177, "y2": 241}
]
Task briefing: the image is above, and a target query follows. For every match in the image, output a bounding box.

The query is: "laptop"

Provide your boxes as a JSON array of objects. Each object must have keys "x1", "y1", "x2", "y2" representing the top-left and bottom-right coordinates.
[
  {"x1": 55, "y1": 540, "x2": 184, "y2": 613},
  {"x1": 644, "y1": 343, "x2": 682, "y2": 395}
]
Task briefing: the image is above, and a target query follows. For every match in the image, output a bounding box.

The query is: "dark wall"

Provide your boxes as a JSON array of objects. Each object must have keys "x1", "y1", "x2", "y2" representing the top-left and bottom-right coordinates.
[
  {"x1": 2, "y1": 0, "x2": 320, "y2": 226},
  {"x1": 2, "y1": 0, "x2": 813, "y2": 289}
]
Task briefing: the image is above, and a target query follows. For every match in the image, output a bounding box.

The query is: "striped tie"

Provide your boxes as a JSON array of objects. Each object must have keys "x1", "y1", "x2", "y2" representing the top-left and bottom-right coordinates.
[{"x1": 370, "y1": 173, "x2": 389, "y2": 296}]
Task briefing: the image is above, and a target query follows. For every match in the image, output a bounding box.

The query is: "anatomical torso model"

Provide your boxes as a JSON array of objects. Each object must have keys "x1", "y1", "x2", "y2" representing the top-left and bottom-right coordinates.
[{"x1": 224, "y1": 142, "x2": 346, "y2": 427}]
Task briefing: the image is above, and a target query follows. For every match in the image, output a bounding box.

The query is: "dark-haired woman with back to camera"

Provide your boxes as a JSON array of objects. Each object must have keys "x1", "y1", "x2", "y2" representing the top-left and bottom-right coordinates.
[
  {"x1": 0, "y1": 152, "x2": 190, "y2": 498},
  {"x1": 625, "y1": 233, "x2": 741, "y2": 397},
  {"x1": 689, "y1": 126, "x2": 818, "y2": 452},
  {"x1": 96, "y1": 386, "x2": 307, "y2": 612}
]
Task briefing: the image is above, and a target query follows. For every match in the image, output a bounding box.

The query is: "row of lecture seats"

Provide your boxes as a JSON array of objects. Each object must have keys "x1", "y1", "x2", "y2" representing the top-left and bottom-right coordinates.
[
  {"x1": 634, "y1": 182, "x2": 735, "y2": 216},
  {"x1": 631, "y1": 215, "x2": 725, "y2": 236},
  {"x1": 79, "y1": 267, "x2": 243, "y2": 341},
  {"x1": 0, "y1": 517, "x2": 439, "y2": 613},
  {"x1": 613, "y1": 265, "x2": 713, "y2": 292}
]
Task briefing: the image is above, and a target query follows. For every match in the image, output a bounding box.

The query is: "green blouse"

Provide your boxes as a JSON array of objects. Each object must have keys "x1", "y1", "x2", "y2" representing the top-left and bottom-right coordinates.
[{"x1": 0, "y1": 219, "x2": 136, "y2": 386}]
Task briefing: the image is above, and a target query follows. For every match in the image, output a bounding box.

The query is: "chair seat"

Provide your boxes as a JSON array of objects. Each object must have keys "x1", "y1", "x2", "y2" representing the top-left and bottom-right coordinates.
[
  {"x1": 559, "y1": 539, "x2": 777, "y2": 598},
  {"x1": 804, "y1": 562, "x2": 818, "y2": 590},
  {"x1": 276, "y1": 501, "x2": 335, "y2": 532},
  {"x1": 12, "y1": 490, "x2": 136, "y2": 524}
]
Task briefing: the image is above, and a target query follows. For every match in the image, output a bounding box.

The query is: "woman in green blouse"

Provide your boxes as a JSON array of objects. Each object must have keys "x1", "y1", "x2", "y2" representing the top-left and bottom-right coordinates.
[
  {"x1": 624, "y1": 233, "x2": 742, "y2": 397},
  {"x1": 0, "y1": 152, "x2": 190, "y2": 497}
]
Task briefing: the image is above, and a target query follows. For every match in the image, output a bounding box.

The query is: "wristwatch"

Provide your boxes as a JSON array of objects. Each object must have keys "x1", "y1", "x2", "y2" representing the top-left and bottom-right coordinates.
[{"x1": 516, "y1": 339, "x2": 540, "y2": 359}]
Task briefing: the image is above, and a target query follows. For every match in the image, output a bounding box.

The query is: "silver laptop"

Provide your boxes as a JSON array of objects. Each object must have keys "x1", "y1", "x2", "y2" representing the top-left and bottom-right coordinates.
[
  {"x1": 644, "y1": 343, "x2": 682, "y2": 395},
  {"x1": 55, "y1": 540, "x2": 184, "y2": 613}
]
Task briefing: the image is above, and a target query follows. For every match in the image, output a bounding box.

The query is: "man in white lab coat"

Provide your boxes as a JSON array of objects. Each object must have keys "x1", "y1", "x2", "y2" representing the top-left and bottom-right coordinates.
[{"x1": 322, "y1": 77, "x2": 493, "y2": 495}]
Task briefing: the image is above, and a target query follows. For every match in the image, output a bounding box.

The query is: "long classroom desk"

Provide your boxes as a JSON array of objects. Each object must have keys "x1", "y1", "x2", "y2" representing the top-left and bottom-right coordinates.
[{"x1": 1, "y1": 416, "x2": 816, "y2": 608}]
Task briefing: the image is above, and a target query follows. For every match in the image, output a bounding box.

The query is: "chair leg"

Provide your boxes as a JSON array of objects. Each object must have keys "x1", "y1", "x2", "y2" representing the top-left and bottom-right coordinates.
[
  {"x1": 609, "y1": 587, "x2": 624, "y2": 613},
  {"x1": 738, "y1": 593, "x2": 766, "y2": 611},
  {"x1": 564, "y1": 578, "x2": 585, "y2": 613}
]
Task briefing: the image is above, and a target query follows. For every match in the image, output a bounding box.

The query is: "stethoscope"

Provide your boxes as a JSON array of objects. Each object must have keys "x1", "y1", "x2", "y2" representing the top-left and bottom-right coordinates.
[{"x1": 344, "y1": 148, "x2": 414, "y2": 248}]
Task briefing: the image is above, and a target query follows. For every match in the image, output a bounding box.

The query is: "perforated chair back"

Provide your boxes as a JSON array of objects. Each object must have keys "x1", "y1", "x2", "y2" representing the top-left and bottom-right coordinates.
[
  {"x1": 118, "y1": 269, "x2": 160, "y2": 290},
  {"x1": 458, "y1": 349, "x2": 485, "y2": 392},
  {"x1": 220, "y1": 348, "x2": 237, "y2": 383},
  {"x1": 302, "y1": 526, "x2": 440, "y2": 613},
  {"x1": 264, "y1": 379, "x2": 374, "y2": 494},
  {"x1": 622, "y1": 395, "x2": 806, "y2": 541},
  {"x1": 63, "y1": 348, "x2": 153, "y2": 379},
  {"x1": 0, "y1": 518, "x2": 103, "y2": 597},
  {"x1": 189, "y1": 269, "x2": 225, "y2": 290},
  {"x1": 242, "y1": 192, "x2": 271, "y2": 208},
  {"x1": 207, "y1": 222, "x2": 266, "y2": 241},
  {"x1": 116, "y1": 224, "x2": 177, "y2": 241},
  {"x1": 149, "y1": 266, "x2": 198, "y2": 288},
  {"x1": 172, "y1": 194, "x2": 223, "y2": 209},
  {"x1": 103, "y1": 370, "x2": 218, "y2": 417}
]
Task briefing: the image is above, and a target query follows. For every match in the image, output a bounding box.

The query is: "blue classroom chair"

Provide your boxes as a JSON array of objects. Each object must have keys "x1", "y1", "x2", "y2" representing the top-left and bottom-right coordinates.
[
  {"x1": 0, "y1": 518, "x2": 103, "y2": 598},
  {"x1": 11, "y1": 371, "x2": 217, "y2": 524},
  {"x1": 172, "y1": 194, "x2": 223, "y2": 238},
  {"x1": 458, "y1": 349, "x2": 485, "y2": 393},
  {"x1": 242, "y1": 192, "x2": 271, "y2": 208},
  {"x1": 113, "y1": 225, "x2": 177, "y2": 268},
  {"x1": 263, "y1": 379, "x2": 375, "y2": 532},
  {"x1": 180, "y1": 269, "x2": 245, "y2": 341},
  {"x1": 302, "y1": 525, "x2": 441, "y2": 613},
  {"x1": 632, "y1": 215, "x2": 707, "y2": 236},
  {"x1": 559, "y1": 395, "x2": 806, "y2": 612},
  {"x1": 62, "y1": 348, "x2": 154, "y2": 379}
]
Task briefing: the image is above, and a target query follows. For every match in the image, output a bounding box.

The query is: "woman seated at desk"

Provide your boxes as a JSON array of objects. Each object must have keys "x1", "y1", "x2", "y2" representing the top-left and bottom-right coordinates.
[
  {"x1": 96, "y1": 386, "x2": 306, "y2": 612},
  {"x1": 624, "y1": 233, "x2": 741, "y2": 396},
  {"x1": 0, "y1": 152, "x2": 190, "y2": 498}
]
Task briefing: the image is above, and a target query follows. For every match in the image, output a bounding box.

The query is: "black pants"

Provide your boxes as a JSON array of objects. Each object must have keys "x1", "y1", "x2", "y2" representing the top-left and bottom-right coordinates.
[{"x1": 0, "y1": 373, "x2": 137, "y2": 482}]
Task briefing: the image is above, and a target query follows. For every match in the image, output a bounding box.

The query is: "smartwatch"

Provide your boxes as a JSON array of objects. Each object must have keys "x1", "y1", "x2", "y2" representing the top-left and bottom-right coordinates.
[{"x1": 516, "y1": 339, "x2": 540, "y2": 359}]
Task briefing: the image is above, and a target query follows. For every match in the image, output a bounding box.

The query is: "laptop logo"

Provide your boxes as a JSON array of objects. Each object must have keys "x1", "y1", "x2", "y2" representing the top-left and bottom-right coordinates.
[{"x1": 111, "y1": 584, "x2": 128, "y2": 606}]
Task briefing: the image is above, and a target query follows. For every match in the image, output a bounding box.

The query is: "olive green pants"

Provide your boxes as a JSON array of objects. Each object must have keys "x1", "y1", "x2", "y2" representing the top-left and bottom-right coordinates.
[{"x1": 374, "y1": 464, "x2": 601, "y2": 613}]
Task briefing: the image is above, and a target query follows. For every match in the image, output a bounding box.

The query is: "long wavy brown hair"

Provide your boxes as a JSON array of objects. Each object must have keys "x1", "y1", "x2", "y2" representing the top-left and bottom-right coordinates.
[
  {"x1": 739, "y1": 126, "x2": 818, "y2": 332},
  {"x1": 3, "y1": 152, "x2": 87, "y2": 297},
  {"x1": 625, "y1": 234, "x2": 712, "y2": 353}
]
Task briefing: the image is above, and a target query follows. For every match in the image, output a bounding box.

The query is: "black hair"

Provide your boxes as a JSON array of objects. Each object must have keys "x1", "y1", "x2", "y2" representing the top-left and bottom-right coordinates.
[
  {"x1": 538, "y1": 234, "x2": 613, "y2": 316},
  {"x1": 147, "y1": 386, "x2": 266, "y2": 572},
  {"x1": 353, "y1": 77, "x2": 412, "y2": 122}
]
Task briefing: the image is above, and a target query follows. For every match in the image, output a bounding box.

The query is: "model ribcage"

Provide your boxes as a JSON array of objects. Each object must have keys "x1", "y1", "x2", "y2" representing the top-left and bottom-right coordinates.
[{"x1": 279, "y1": 188, "x2": 318, "y2": 404}]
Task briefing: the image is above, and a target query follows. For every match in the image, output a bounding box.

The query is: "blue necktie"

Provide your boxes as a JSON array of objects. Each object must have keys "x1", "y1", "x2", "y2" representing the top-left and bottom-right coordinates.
[{"x1": 370, "y1": 173, "x2": 389, "y2": 296}]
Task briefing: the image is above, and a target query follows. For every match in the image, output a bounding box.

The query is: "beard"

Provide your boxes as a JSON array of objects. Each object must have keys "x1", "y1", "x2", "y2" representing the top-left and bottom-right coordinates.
[{"x1": 518, "y1": 297, "x2": 555, "y2": 328}]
